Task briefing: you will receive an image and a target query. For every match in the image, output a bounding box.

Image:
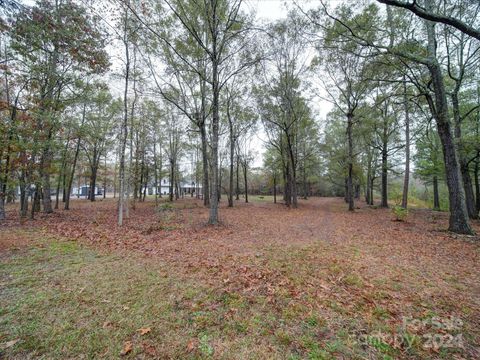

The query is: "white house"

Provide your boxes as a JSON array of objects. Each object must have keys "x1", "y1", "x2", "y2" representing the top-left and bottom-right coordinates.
[
  {"x1": 141, "y1": 178, "x2": 202, "y2": 197},
  {"x1": 71, "y1": 185, "x2": 103, "y2": 198}
]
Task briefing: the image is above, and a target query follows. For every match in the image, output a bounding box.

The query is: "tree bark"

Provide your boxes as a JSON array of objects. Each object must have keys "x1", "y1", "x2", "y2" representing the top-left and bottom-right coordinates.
[
  {"x1": 89, "y1": 165, "x2": 98, "y2": 202},
  {"x1": 273, "y1": 173, "x2": 277, "y2": 204},
  {"x1": 284, "y1": 160, "x2": 291, "y2": 206},
  {"x1": 200, "y1": 122, "x2": 210, "y2": 207},
  {"x1": 65, "y1": 105, "x2": 85, "y2": 211},
  {"x1": 346, "y1": 113, "x2": 354, "y2": 211},
  {"x1": 370, "y1": 177, "x2": 374, "y2": 206},
  {"x1": 169, "y1": 159, "x2": 175, "y2": 202},
  {"x1": 401, "y1": 77, "x2": 410, "y2": 208},
  {"x1": 118, "y1": 5, "x2": 130, "y2": 226},
  {"x1": 302, "y1": 162, "x2": 308, "y2": 200},
  {"x1": 377, "y1": 0, "x2": 480, "y2": 40},
  {"x1": 228, "y1": 128, "x2": 235, "y2": 207},
  {"x1": 30, "y1": 189, "x2": 39, "y2": 220},
  {"x1": 344, "y1": 177, "x2": 348, "y2": 203},
  {"x1": 208, "y1": 21, "x2": 220, "y2": 224},
  {"x1": 381, "y1": 140, "x2": 388, "y2": 208},
  {"x1": 452, "y1": 92, "x2": 478, "y2": 219},
  {"x1": 41, "y1": 138, "x2": 53, "y2": 213},
  {"x1": 366, "y1": 150, "x2": 372, "y2": 205},
  {"x1": 474, "y1": 159, "x2": 480, "y2": 213},
  {"x1": 235, "y1": 154, "x2": 240, "y2": 201},
  {"x1": 286, "y1": 136, "x2": 298, "y2": 208},
  {"x1": 19, "y1": 167, "x2": 29, "y2": 218},
  {"x1": 103, "y1": 156, "x2": 107, "y2": 199},
  {"x1": 460, "y1": 161, "x2": 477, "y2": 219},
  {"x1": 243, "y1": 161, "x2": 248, "y2": 203},
  {"x1": 424, "y1": 4, "x2": 472, "y2": 234},
  {"x1": 433, "y1": 175, "x2": 440, "y2": 210},
  {"x1": 0, "y1": 193, "x2": 4, "y2": 220}
]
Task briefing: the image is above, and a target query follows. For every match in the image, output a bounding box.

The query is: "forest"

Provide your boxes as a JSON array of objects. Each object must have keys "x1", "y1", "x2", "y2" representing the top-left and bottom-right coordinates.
[{"x1": 0, "y1": 0, "x2": 479, "y2": 359}]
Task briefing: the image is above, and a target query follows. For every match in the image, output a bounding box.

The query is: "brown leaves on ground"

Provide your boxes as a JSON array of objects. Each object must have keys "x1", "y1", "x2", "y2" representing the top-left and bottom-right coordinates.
[
  {"x1": 137, "y1": 327, "x2": 151, "y2": 335},
  {"x1": 2, "y1": 339, "x2": 20, "y2": 349},
  {"x1": 1, "y1": 197, "x2": 480, "y2": 358},
  {"x1": 186, "y1": 338, "x2": 198, "y2": 352},
  {"x1": 120, "y1": 341, "x2": 132, "y2": 356}
]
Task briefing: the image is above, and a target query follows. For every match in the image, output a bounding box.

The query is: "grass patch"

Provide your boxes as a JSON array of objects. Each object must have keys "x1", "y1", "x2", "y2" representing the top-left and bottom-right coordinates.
[
  {"x1": 0, "y1": 237, "x2": 208, "y2": 358},
  {"x1": 1, "y1": 233, "x2": 348, "y2": 359},
  {"x1": 248, "y1": 195, "x2": 275, "y2": 203}
]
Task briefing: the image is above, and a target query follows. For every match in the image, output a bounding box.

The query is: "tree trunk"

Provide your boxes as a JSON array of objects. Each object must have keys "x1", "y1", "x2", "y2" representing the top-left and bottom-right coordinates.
[
  {"x1": 474, "y1": 159, "x2": 480, "y2": 213},
  {"x1": 218, "y1": 163, "x2": 222, "y2": 201},
  {"x1": 208, "y1": 35, "x2": 220, "y2": 225},
  {"x1": 118, "y1": 9, "x2": 130, "y2": 226},
  {"x1": 113, "y1": 154, "x2": 117, "y2": 199},
  {"x1": 381, "y1": 144, "x2": 388, "y2": 208},
  {"x1": 153, "y1": 135, "x2": 159, "y2": 207},
  {"x1": 62, "y1": 172, "x2": 66, "y2": 203},
  {"x1": 55, "y1": 172, "x2": 62, "y2": 209},
  {"x1": 243, "y1": 161, "x2": 248, "y2": 203},
  {"x1": 366, "y1": 152, "x2": 371, "y2": 204},
  {"x1": 31, "y1": 188, "x2": 40, "y2": 220},
  {"x1": 433, "y1": 87, "x2": 472, "y2": 233},
  {"x1": 273, "y1": 173, "x2": 277, "y2": 204},
  {"x1": 169, "y1": 160, "x2": 175, "y2": 202},
  {"x1": 235, "y1": 155, "x2": 240, "y2": 200},
  {"x1": 401, "y1": 77, "x2": 410, "y2": 208},
  {"x1": 65, "y1": 108, "x2": 84, "y2": 210},
  {"x1": 284, "y1": 161, "x2": 291, "y2": 206},
  {"x1": 228, "y1": 131, "x2": 234, "y2": 207},
  {"x1": 346, "y1": 113, "x2": 354, "y2": 211},
  {"x1": 460, "y1": 161, "x2": 478, "y2": 219},
  {"x1": 200, "y1": 122, "x2": 210, "y2": 207},
  {"x1": 0, "y1": 193, "x2": 4, "y2": 220},
  {"x1": 103, "y1": 156, "x2": 107, "y2": 199},
  {"x1": 286, "y1": 138, "x2": 298, "y2": 208},
  {"x1": 433, "y1": 175, "x2": 440, "y2": 210},
  {"x1": 370, "y1": 177, "x2": 374, "y2": 205},
  {"x1": 425, "y1": 0, "x2": 472, "y2": 234},
  {"x1": 89, "y1": 165, "x2": 98, "y2": 202},
  {"x1": 41, "y1": 144, "x2": 53, "y2": 213},
  {"x1": 452, "y1": 89, "x2": 477, "y2": 219},
  {"x1": 302, "y1": 163, "x2": 308, "y2": 200},
  {"x1": 19, "y1": 167, "x2": 28, "y2": 218},
  {"x1": 344, "y1": 177, "x2": 348, "y2": 203}
]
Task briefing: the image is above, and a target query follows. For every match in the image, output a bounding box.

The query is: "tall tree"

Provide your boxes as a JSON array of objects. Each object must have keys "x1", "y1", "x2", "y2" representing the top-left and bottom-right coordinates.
[{"x1": 10, "y1": 0, "x2": 109, "y2": 214}]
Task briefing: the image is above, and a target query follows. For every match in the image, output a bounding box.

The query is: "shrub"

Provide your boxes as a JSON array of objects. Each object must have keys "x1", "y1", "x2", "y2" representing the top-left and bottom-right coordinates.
[
  {"x1": 157, "y1": 202, "x2": 174, "y2": 212},
  {"x1": 392, "y1": 205, "x2": 408, "y2": 222}
]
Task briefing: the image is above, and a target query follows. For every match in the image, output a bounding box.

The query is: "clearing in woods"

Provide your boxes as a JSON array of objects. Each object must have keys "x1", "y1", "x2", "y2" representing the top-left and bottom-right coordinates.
[{"x1": 0, "y1": 197, "x2": 479, "y2": 359}]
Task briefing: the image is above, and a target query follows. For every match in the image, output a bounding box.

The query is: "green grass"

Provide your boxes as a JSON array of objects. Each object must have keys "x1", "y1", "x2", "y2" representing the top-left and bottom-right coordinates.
[
  {"x1": 247, "y1": 195, "x2": 276, "y2": 203},
  {"x1": 1, "y1": 228, "x2": 475, "y2": 359},
  {"x1": 0, "y1": 239, "x2": 210, "y2": 358},
  {"x1": 0, "y1": 235, "x2": 340, "y2": 359}
]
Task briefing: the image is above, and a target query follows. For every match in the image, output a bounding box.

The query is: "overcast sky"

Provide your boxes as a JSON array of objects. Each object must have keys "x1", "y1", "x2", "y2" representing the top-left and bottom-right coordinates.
[{"x1": 17, "y1": 0, "x2": 331, "y2": 169}]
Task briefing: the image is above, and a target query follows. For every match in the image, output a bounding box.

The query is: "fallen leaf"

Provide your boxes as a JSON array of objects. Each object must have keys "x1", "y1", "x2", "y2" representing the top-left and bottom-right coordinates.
[
  {"x1": 137, "y1": 327, "x2": 151, "y2": 335},
  {"x1": 186, "y1": 339, "x2": 197, "y2": 352},
  {"x1": 3, "y1": 339, "x2": 20, "y2": 349},
  {"x1": 120, "y1": 341, "x2": 133, "y2": 356},
  {"x1": 103, "y1": 321, "x2": 112, "y2": 329}
]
